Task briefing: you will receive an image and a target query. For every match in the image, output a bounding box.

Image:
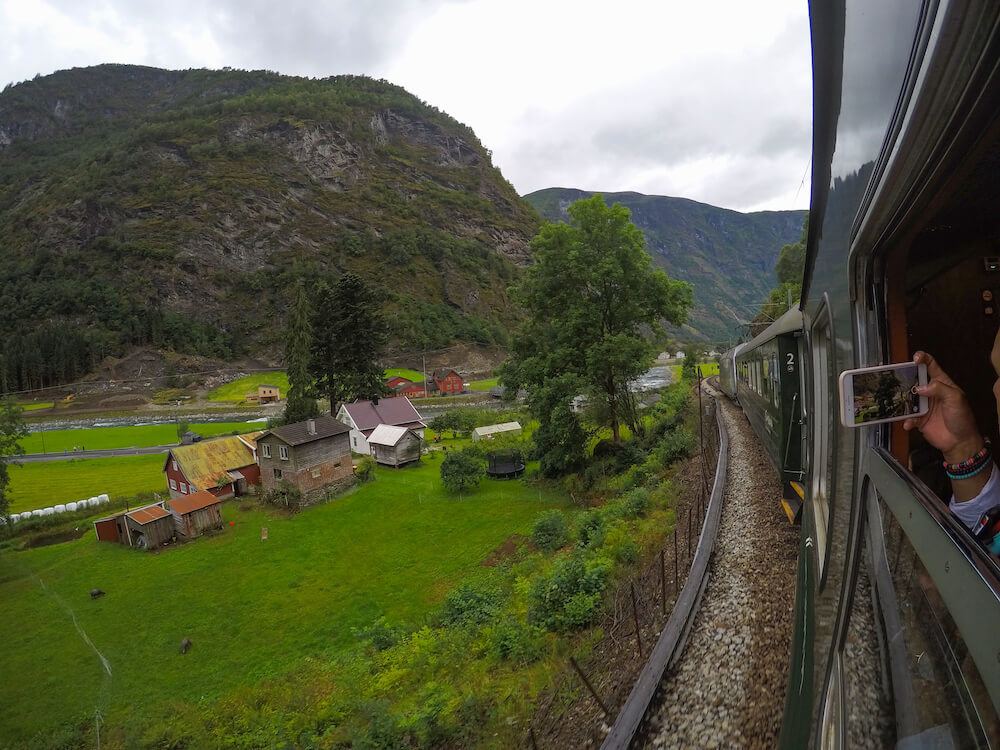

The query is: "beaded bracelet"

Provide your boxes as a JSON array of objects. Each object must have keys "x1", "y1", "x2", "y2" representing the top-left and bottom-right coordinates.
[
  {"x1": 946, "y1": 458, "x2": 994, "y2": 481},
  {"x1": 943, "y1": 439, "x2": 991, "y2": 477}
]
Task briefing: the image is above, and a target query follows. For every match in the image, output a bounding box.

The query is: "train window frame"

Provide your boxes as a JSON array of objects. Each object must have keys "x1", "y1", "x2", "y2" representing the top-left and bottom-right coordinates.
[{"x1": 809, "y1": 299, "x2": 838, "y2": 587}]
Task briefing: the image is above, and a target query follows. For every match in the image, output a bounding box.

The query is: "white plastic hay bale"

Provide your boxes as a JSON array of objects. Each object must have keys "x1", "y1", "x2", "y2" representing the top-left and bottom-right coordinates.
[
  {"x1": 31, "y1": 509, "x2": 43, "y2": 518},
  {"x1": 99, "y1": 494, "x2": 110, "y2": 504},
  {"x1": 85, "y1": 498, "x2": 97, "y2": 508},
  {"x1": 41, "y1": 507, "x2": 54, "y2": 516},
  {"x1": 66, "y1": 502, "x2": 78, "y2": 512},
  {"x1": 54, "y1": 504, "x2": 66, "y2": 514}
]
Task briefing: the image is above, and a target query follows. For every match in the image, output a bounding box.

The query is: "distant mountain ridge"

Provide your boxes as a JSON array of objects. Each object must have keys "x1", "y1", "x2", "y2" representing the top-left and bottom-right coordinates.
[
  {"x1": 523, "y1": 187, "x2": 806, "y2": 344},
  {"x1": 0, "y1": 64, "x2": 538, "y2": 390}
]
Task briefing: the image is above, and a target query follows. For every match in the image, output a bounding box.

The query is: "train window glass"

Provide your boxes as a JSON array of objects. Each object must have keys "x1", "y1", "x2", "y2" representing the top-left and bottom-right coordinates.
[
  {"x1": 811, "y1": 312, "x2": 835, "y2": 578},
  {"x1": 869, "y1": 492, "x2": 1000, "y2": 745}
]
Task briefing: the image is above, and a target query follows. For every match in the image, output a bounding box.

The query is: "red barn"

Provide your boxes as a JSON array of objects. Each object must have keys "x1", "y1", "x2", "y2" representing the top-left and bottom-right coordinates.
[
  {"x1": 386, "y1": 376, "x2": 428, "y2": 398},
  {"x1": 432, "y1": 368, "x2": 464, "y2": 395}
]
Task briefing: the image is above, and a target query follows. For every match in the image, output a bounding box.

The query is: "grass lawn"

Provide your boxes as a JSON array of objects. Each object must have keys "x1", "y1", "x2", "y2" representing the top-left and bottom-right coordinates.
[
  {"x1": 468, "y1": 377, "x2": 498, "y2": 392},
  {"x1": 17, "y1": 400, "x2": 55, "y2": 412},
  {"x1": 7, "y1": 455, "x2": 166, "y2": 513},
  {"x1": 385, "y1": 367, "x2": 425, "y2": 383},
  {"x1": 21, "y1": 421, "x2": 263, "y2": 454},
  {"x1": 0, "y1": 461, "x2": 569, "y2": 745},
  {"x1": 206, "y1": 371, "x2": 289, "y2": 402}
]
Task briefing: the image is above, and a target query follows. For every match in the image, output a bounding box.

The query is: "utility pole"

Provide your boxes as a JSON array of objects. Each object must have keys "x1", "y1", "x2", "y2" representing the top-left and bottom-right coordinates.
[{"x1": 422, "y1": 352, "x2": 428, "y2": 398}]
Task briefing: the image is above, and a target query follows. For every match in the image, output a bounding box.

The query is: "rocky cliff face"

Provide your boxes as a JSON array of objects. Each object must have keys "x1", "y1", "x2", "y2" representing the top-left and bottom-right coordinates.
[
  {"x1": 523, "y1": 188, "x2": 806, "y2": 344},
  {"x1": 0, "y1": 65, "x2": 539, "y2": 389}
]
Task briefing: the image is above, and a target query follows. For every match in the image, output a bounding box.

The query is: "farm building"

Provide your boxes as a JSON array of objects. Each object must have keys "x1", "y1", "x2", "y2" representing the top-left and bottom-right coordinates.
[
  {"x1": 94, "y1": 502, "x2": 175, "y2": 550},
  {"x1": 257, "y1": 416, "x2": 353, "y2": 497},
  {"x1": 367, "y1": 424, "x2": 422, "y2": 467},
  {"x1": 431, "y1": 367, "x2": 464, "y2": 395},
  {"x1": 386, "y1": 376, "x2": 427, "y2": 398},
  {"x1": 163, "y1": 433, "x2": 262, "y2": 500},
  {"x1": 337, "y1": 396, "x2": 426, "y2": 454},
  {"x1": 170, "y1": 491, "x2": 224, "y2": 539},
  {"x1": 471, "y1": 421, "x2": 522, "y2": 442}
]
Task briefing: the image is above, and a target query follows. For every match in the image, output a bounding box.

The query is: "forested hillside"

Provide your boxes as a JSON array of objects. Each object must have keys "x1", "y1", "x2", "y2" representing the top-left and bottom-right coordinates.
[
  {"x1": 0, "y1": 65, "x2": 539, "y2": 391},
  {"x1": 524, "y1": 188, "x2": 806, "y2": 344}
]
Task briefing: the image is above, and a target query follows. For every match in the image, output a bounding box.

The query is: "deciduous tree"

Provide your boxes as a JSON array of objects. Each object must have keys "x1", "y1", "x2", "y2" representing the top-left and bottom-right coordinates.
[
  {"x1": 440, "y1": 449, "x2": 485, "y2": 494},
  {"x1": 0, "y1": 399, "x2": 27, "y2": 521},
  {"x1": 502, "y1": 195, "x2": 691, "y2": 473}
]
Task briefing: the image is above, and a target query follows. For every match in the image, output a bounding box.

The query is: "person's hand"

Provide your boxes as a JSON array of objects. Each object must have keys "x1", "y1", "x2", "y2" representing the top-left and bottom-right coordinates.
[{"x1": 903, "y1": 351, "x2": 984, "y2": 464}]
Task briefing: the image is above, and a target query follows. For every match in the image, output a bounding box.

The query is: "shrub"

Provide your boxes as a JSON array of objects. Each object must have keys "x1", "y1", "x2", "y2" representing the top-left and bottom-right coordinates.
[
  {"x1": 577, "y1": 511, "x2": 605, "y2": 548},
  {"x1": 656, "y1": 426, "x2": 694, "y2": 465},
  {"x1": 528, "y1": 553, "x2": 610, "y2": 631},
  {"x1": 356, "y1": 455, "x2": 377, "y2": 483},
  {"x1": 440, "y1": 449, "x2": 485, "y2": 494},
  {"x1": 532, "y1": 510, "x2": 569, "y2": 552},
  {"x1": 353, "y1": 616, "x2": 402, "y2": 651},
  {"x1": 260, "y1": 482, "x2": 303, "y2": 508},
  {"x1": 440, "y1": 580, "x2": 501, "y2": 626},
  {"x1": 489, "y1": 619, "x2": 545, "y2": 664},
  {"x1": 622, "y1": 487, "x2": 651, "y2": 518}
]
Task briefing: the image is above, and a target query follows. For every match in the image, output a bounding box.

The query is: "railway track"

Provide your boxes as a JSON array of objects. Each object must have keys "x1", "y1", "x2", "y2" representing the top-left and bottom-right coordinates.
[{"x1": 602, "y1": 382, "x2": 799, "y2": 748}]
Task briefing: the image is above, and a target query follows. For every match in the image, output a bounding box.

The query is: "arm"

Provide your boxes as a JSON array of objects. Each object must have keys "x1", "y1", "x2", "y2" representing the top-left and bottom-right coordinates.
[{"x1": 902, "y1": 351, "x2": 990, "y2": 502}]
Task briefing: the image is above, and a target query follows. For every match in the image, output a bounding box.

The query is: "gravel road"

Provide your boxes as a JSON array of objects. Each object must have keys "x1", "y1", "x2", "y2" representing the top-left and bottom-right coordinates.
[{"x1": 644, "y1": 390, "x2": 799, "y2": 748}]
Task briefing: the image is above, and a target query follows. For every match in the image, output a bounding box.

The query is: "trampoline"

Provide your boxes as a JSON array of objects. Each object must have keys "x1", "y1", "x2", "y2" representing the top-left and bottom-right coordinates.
[{"x1": 486, "y1": 450, "x2": 525, "y2": 480}]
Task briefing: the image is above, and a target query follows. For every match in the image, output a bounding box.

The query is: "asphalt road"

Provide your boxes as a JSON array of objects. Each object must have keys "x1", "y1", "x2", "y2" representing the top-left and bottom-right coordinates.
[{"x1": 13, "y1": 445, "x2": 173, "y2": 463}]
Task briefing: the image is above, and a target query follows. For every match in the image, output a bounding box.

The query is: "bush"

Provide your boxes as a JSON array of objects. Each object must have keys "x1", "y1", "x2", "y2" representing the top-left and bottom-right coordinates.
[
  {"x1": 356, "y1": 455, "x2": 377, "y2": 483},
  {"x1": 260, "y1": 482, "x2": 303, "y2": 508},
  {"x1": 489, "y1": 619, "x2": 545, "y2": 664},
  {"x1": 656, "y1": 426, "x2": 694, "y2": 465},
  {"x1": 440, "y1": 580, "x2": 501, "y2": 626},
  {"x1": 353, "y1": 616, "x2": 402, "y2": 651},
  {"x1": 622, "y1": 487, "x2": 651, "y2": 518},
  {"x1": 528, "y1": 553, "x2": 610, "y2": 631},
  {"x1": 440, "y1": 449, "x2": 485, "y2": 494},
  {"x1": 577, "y1": 511, "x2": 605, "y2": 548},
  {"x1": 532, "y1": 510, "x2": 569, "y2": 552}
]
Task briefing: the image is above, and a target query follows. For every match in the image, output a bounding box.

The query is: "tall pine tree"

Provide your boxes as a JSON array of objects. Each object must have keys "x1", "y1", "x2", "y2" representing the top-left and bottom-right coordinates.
[
  {"x1": 310, "y1": 274, "x2": 389, "y2": 415},
  {"x1": 283, "y1": 282, "x2": 319, "y2": 424}
]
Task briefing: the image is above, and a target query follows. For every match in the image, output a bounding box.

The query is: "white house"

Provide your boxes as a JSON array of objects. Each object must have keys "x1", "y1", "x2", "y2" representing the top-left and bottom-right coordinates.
[
  {"x1": 675, "y1": 350, "x2": 686, "y2": 359},
  {"x1": 336, "y1": 396, "x2": 426, "y2": 454}
]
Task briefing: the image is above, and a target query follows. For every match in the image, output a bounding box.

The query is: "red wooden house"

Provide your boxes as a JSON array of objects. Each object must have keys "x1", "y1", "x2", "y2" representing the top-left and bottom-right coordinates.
[
  {"x1": 163, "y1": 433, "x2": 262, "y2": 500},
  {"x1": 432, "y1": 368, "x2": 464, "y2": 395}
]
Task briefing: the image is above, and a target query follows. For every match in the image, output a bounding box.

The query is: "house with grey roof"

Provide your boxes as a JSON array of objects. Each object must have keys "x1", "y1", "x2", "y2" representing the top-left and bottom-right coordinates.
[
  {"x1": 336, "y1": 396, "x2": 426, "y2": 454},
  {"x1": 256, "y1": 415, "x2": 352, "y2": 498}
]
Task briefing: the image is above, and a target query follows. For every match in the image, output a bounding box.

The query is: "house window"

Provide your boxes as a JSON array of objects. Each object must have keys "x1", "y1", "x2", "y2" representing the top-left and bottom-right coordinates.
[
  {"x1": 172, "y1": 460, "x2": 178, "y2": 471},
  {"x1": 180, "y1": 483, "x2": 187, "y2": 494},
  {"x1": 352, "y1": 437, "x2": 357, "y2": 448},
  {"x1": 279, "y1": 445, "x2": 289, "y2": 460},
  {"x1": 311, "y1": 468, "x2": 321, "y2": 479},
  {"x1": 334, "y1": 461, "x2": 342, "y2": 468},
  {"x1": 169, "y1": 479, "x2": 177, "y2": 490},
  {"x1": 273, "y1": 468, "x2": 282, "y2": 480},
  {"x1": 261, "y1": 443, "x2": 271, "y2": 458}
]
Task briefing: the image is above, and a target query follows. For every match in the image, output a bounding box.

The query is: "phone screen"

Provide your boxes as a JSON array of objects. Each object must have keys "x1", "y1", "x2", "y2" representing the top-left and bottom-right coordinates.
[{"x1": 847, "y1": 364, "x2": 923, "y2": 425}]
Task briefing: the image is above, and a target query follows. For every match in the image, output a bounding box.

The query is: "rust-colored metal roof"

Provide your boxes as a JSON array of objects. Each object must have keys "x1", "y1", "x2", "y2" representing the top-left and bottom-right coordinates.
[
  {"x1": 168, "y1": 434, "x2": 259, "y2": 491},
  {"x1": 170, "y1": 490, "x2": 222, "y2": 515},
  {"x1": 127, "y1": 505, "x2": 170, "y2": 525}
]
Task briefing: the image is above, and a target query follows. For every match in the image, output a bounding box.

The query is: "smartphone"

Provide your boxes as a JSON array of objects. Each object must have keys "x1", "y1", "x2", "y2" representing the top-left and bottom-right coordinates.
[{"x1": 838, "y1": 362, "x2": 928, "y2": 427}]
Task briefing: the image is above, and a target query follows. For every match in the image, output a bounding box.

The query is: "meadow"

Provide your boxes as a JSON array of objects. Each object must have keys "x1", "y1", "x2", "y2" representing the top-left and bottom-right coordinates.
[
  {"x1": 0, "y1": 461, "x2": 571, "y2": 746},
  {"x1": 21, "y1": 420, "x2": 263, "y2": 454},
  {"x1": 205, "y1": 371, "x2": 290, "y2": 402},
  {"x1": 7, "y1": 455, "x2": 166, "y2": 513}
]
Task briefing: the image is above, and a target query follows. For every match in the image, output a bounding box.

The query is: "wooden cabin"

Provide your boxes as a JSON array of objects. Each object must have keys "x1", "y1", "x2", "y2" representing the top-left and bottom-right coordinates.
[
  {"x1": 170, "y1": 490, "x2": 224, "y2": 539},
  {"x1": 93, "y1": 502, "x2": 174, "y2": 551},
  {"x1": 367, "y1": 424, "x2": 422, "y2": 467}
]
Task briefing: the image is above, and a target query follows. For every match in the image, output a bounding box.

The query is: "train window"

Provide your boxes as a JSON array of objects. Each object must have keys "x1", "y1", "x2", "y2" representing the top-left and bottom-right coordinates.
[
  {"x1": 863, "y1": 488, "x2": 1000, "y2": 745},
  {"x1": 810, "y1": 309, "x2": 835, "y2": 579}
]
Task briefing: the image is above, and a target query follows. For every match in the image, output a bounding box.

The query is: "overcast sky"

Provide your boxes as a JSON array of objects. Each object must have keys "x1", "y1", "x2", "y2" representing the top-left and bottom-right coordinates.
[{"x1": 1, "y1": 0, "x2": 812, "y2": 212}]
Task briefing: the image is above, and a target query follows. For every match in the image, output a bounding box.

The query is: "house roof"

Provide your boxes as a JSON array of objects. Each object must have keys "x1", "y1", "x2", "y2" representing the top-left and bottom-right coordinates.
[
  {"x1": 127, "y1": 504, "x2": 171, "y2": 525},
  {"x1": 367, "y1": 424, "x2": 418, "y2": 447},
  {"x1": 340, "y1": 396, "x2": 425, "y2": 432},
  {"x1": 261, "y1": 414, "x2": 349, "y2": 446},
  {"x1": 472, "y1": 421, "x2": 522, "y2": 438},
  {"x1": 167, "y1": 434, "x2": 258, "y2": 490},
  {"x1": 432, "y1": 367, "x2": 459, "y2": 380},
  {"x1": 259, "y1": 384, "x2": 279, "y2": 389},
  {"x1": 170, "y1": 490, "x2": 222, "y2": 515}
]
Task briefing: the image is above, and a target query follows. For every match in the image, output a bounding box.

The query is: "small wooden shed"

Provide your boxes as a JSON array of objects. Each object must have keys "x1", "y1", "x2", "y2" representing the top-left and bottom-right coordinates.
[
  {"x1": 94, "y1": 502, "x2": 174, "y2": 551},
  {"x1": 367, "y1": 424, "x2": 422, "y2": 467},
  {"x1": 170, "y1": 490, "x2": 224, "y2": 539}
]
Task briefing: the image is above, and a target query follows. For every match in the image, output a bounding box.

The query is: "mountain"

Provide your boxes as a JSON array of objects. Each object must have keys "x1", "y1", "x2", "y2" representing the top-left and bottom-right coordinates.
[
  {"x1": 0, "y1": 65, "x2": 539, "y2": 391},
  {"x1": 523, "y1": 188, "x2": 806, "y2": 345}
]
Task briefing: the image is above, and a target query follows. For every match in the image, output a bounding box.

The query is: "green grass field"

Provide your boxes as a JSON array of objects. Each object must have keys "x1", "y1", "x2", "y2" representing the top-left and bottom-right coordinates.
[
  {"x1": 21, "y1": 421, "x2": 263, "y2": 454},
  {"x1": 0, "y1": 462, "x2": 569, "y2": 745},
  {"x1": 467, "y1": 377, "x2": 498, "y2": 392},
  {"x1": 7, "y1": 455, "x2": 167, "y2": 513},
  {"x1": 670, "y1": 361, "x2": 720, "y2": 380},
  {"x1": 385, "y1": 367, "x2": 425, "y2": 382},
  {"x1": 206, "y1": 372, "x2": 290, "y2": 403},
  {"x1": 17, "y1": 400, "x2": 55, "y2": 412}
]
